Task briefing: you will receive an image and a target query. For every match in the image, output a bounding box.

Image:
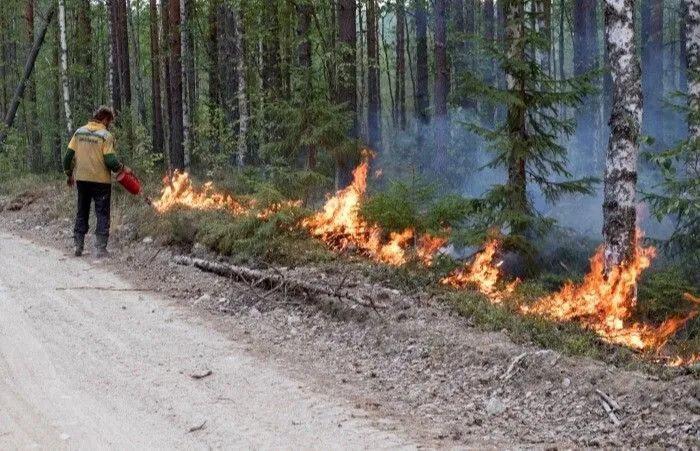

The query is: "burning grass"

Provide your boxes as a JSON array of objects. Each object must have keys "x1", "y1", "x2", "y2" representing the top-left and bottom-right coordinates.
[
  {"x1": 300, "y1": 151, "x2": 447, "y2": 266},
  {"x1": 441, "y1": 235, "x2": 699, "y2": 366},
  {"x1": 143, "y1": 163, "x2": 698, "y2": 366}
]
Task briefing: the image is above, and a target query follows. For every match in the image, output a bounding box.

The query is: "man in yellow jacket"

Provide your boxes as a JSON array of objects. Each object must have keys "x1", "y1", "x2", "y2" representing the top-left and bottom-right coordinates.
[{"x1": 63, "y1": 106, "x2": 130, "y2": 257}]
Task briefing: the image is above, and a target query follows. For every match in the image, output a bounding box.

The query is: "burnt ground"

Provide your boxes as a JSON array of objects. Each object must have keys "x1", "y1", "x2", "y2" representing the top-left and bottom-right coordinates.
[{"x1": 1, "y1": 185, "x2": 699, "y2": 449}]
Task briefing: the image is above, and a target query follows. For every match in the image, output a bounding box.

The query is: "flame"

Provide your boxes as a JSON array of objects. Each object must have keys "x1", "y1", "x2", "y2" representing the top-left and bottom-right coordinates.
[
  {"x1": 440, "y1": 240, "x2": 519, "y2": 303},
  {"x1": 152, "y1": 172, "x2": 246, "y2": 214},
  {"x1": 520, "y1": 243, "x2": 698, "y2": 350},
  {"x1": 301, "y1": 151, "x2": 444, "y2": 266},
  {"x1": 417, "y1": 234, "x2": 448, "y2": 266}
]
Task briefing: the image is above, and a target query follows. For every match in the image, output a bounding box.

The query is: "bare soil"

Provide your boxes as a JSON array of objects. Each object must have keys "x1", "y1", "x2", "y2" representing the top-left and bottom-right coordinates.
[{"x1": 1, "y1": 186, "x2": 698, "y2": 449}]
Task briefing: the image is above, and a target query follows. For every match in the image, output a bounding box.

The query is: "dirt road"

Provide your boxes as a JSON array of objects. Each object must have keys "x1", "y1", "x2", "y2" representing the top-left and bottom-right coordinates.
[{"x1": 0, "y1": 232, "x2": 415, "y2": 449}]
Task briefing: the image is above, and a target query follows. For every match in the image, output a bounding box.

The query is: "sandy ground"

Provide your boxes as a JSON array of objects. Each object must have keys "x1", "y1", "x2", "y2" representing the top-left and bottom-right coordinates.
[{"x1": 0, "y1": 231, "x2": 417, "y2": 450}]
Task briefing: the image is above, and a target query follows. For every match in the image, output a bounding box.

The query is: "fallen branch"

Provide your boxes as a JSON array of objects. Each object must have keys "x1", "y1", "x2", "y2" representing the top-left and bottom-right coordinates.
[
  {"x1": 173, "y1": 256, "x2": 385, "y2": 313},
  {"x1": 190, "y1": 370, "x2": 213, "y2": 380},
  {"x1": 595, "y1": 389, "x2": 621, "y2": 411},
  {"x1": 500, "y1": 350, "x2": 560, "y2": 381},
  {"x1": 597, "y1": 396, "x2": 621, "y2": 426},
  {"x1": 55, "y1": 286, "x2": 155, "y2": 292},
  {"x1": 187, "y1": 420, "x2": 207, "y2": 433}
]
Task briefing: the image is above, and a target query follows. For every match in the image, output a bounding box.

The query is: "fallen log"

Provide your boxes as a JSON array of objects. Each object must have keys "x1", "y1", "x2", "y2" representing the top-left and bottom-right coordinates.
[{"x1": 173, "y1": 256, "x2": 384, "y2": 312}]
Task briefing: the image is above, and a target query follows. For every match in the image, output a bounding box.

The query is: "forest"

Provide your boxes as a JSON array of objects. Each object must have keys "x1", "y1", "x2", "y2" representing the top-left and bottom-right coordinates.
[{"x1": 0, "y1": 0, "x2": 699, "y2": 366}]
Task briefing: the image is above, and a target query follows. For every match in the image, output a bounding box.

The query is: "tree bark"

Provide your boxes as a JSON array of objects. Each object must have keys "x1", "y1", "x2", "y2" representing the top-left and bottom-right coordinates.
[
  {"x1": 603, "y1": 0, "x2": 643, "y2": 271},
  {"x1": 234, "y1": 6, "x2": 247, "y2": 168},
  {"x1": 681, "y1": 1, "x2": 689, "y2": 94},
  {"x1": 168, "y1": 0, "x2": 185, "y2": 170},
  {"x1": 149, "y1": 0, "x2": 164, "y2": 155},
  {"x1": 367, "y1": 0, "x2": 382, "y2": 153},
  {"x1": 434, "y1": 0, "x2": 449, "y2": 172},
  {"x1": 504, "y1": 0, "x2": 528, "y2": 220},
  {"x1": 483, "y1": 0, "x2": 496, "y2": 123},
  {"x1": 686, "y1": 0, "x2": 700, "y2": 145},
  {"x1": 208, "y1": 0, "x2": 220, "y2": 114},
  {"x1": 129, "y1": 0, "x2": 147, "y2": 125},
  {"x1": 75, "y1": 0, "x2": 93, "y2": 119},
  {"x1": 573, "y1": 0, "x2": 599, "y2": 173},
  {"x1": 394, "y1": 0, "x2": 407, "y2": 130},
  {"x1": 414, "y1": 0, "x2": 429, "y2": 128},
  {"x1": 0, "y1": 6, "x2": 55, "y2": 144},
  {"x1": 180, "y1": 0, "x2": 192, "y2": 165},
  {"x1": 58, "y1": 0, "x2": 72, "y2": 134},
  {"x1": 297, "y1": 0, "x2": 315, "y2": 168},
  {"x1": 26, "y1": 0, "x2": 42, "y2": 172},
  {"x1": 335, "y1": 0, "x2": 358, "y2": 190}
]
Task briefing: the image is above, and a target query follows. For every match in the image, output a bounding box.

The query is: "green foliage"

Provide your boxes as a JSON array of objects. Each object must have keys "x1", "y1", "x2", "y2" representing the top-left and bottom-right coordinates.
[
  {"x1": 465, "y1": 2, "x2": 598, "y2": 238},
  {"x1": 644, "y1": 137, "x2": 700, "y2": 270}
]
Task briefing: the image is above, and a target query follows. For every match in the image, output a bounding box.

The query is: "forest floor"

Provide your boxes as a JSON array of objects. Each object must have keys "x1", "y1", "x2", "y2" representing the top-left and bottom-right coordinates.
[{"x1": 1, "y1": 183, "x2": 699, "y2": 449}]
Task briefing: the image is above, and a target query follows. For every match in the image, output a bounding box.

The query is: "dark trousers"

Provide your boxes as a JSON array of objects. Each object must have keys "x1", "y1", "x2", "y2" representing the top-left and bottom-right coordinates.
[{"x1": 74, "y1": 181, "x2": 111, "y2": 238}]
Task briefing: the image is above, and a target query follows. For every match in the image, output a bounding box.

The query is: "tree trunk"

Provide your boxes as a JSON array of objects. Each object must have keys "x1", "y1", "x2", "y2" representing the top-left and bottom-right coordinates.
[
  {"x1": 0, "y1": 6, "x2": 55, "y2": 144},
  {"x1": 117, "y1": 0, "x2": 131, "y2": 110},
  {"x1": 218, "y1": 3, "x2": 239, "y2": 159},
  {"x1": 434, "y1": 0, "x2": 449, "y2": 172},
  {"x1": 149, "y1": 0, "x2": 164, "y2": 154},
  {"x1": 161, "y1": 0, "x2": 171, "y2": 156},
  {"x1": 686, "y1": 0, "x2": 700, "y2": 145},
  {"x1": 504, "y1": 0, "x2": 528, "y2": 220},
  {"x1": 208, "y1": 0, "x2": 220, "y2": 114},
  {"x1": 558, "y1": 0, "x2": 564, "y2": 81},
  {"x1": 681, "y1": 1, "x2": 689, "y2": 94},
  {"x1": 234, "y1": 6, "x2": 247, "y2": 168},
  {"x1": 483, "y1": 0, "x2": 496, "y2": 123},
  {"x1": 180, "y1": 0, "x2": 191, "y2": 166},
  {"x1": 367, "y1": 0, "x2": 382, "y2": 153},
  {"x1": 108, "y1": 0, "x2": 121, "y2": 112},
  {"x1": 75, "y1": 0, "x2": 93, "y2": 120},
  {"x1": 52, "y1": 19, "x2": 62, "y2": 170},
  {"x1": 641, "y1": 0, "x2": 664, "y2": 148},
  {"x1": 26, "y1": 0, "x2": 42, "y2": 172},
  {"x1": 297, "y1": 0, "x2": 315, "y2": 168},
  {"x1": 129, "y1": 0, "x2": 147, "y2": 125},
  {"x1": 262, "y1": 0, "x2": 280, "y2": 93},
  {"x1": 395, "y1": 0, "x2": 407, "y2": 130},
  {"x1": 414, "y1": 0, "x2": 429, "y2": 129},
  {"x1": 168, "y1": 0, "x2": 185, "y2": 170},
  {"x1": 335, "y1": 0, "x2": 358, "y2": 190},
  {"x1": 603, "y1": 0, "x2": 642, "y2": 271},
  {"x1": 58, "y1": 0, "x2": 72, "y2": 134}
]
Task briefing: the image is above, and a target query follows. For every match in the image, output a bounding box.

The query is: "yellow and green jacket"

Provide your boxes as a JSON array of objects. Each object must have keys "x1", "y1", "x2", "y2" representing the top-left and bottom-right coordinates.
[{"x1": 63, "y1": 121, "x2": 123, "y2": 184}]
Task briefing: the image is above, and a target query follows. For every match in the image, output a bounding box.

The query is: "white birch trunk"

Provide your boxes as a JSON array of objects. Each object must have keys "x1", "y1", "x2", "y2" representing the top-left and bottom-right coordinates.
[
  {"x1": 686, "y1": 0, "x2": 700, "y2": 174},
  {"x1": 180, "y1": 0, "x2": 191, "y2": 167},
  {"x1": 234, "y1": 7, "x2": 247, "y2": 168},
  {"x1": 602, "y1": 0, "x2": 642, "y2": 271},
  {"x1": 58, "y1": 0, "x2": 73, "y2": 133}
]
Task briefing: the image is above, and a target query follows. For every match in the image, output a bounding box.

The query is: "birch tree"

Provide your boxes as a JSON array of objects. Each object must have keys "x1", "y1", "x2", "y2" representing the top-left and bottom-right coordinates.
[
  {"x1": 602, "y1": 0, "x2": 643, "y2": 271},
  {"x1": 234, "y1": 6, "x2": 247, "y2": 168},
  {"x1": 686, "y1": 0, "x2": 700, "y2": 148},
  {"x1": 58, "y1": 0, "x2": 73, "y2": 134}
]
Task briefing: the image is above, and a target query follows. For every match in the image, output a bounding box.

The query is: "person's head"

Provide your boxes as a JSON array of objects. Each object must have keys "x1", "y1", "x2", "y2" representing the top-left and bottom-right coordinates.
[{"x1": 93, "y1": 106, "x2": 115, "y2": 127}]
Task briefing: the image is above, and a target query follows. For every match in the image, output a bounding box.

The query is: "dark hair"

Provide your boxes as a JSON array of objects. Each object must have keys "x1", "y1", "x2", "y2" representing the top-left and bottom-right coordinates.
[{"x1": 93, "y1": 106, "x2": 115, "y2": 123}]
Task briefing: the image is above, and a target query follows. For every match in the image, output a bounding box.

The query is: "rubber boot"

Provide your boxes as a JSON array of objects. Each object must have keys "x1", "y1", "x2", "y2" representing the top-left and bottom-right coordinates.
[
  {"x1": 95, "y1": 234, "x2": 109, "y2": 258},
  {"x1": 73, "y1": 233, "x2": 85, "y2": 257}
]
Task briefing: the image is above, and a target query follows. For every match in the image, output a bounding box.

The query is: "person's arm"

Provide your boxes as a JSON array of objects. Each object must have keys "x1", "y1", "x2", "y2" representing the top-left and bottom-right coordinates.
[
  {"x1": 63, "y1": 136, "x2": 77, "y2": 186},
  {"x1": 102, "y1": 134, "x2": 127, "y2": 173},
  {"x1": 62, "y1": 149, "x2": 75, "y2": 176}
]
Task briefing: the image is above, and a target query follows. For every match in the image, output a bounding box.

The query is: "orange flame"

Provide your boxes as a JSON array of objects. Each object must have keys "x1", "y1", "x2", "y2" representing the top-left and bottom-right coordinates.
[
  {"x1": 152, "y1": 172, "x2": 246, "y2": 214},
  {"x1": 440, "y1": 240, "x2": 519, "y2": 303},
  {"x1": 301, "y1": 151, "x2": 445, "y2": 266},
  {"x1": 520, "y1": 243, "x2": 698, "y2": 350}
]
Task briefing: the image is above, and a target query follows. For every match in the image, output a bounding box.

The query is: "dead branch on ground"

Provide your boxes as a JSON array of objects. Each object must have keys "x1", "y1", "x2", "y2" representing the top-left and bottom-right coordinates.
[{"x1": 173, "y1": 256, "x2": 385, "y2": 314}]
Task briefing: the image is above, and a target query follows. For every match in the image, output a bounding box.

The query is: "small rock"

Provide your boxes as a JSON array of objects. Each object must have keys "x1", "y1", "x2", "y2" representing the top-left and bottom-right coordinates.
[
  {"x1": 486, "y1": 397, "x2": 507, "y2": 415},
  {"x1": 562, "y1": 377, "x2": 571, "y2": 388},
  {"x1": 685, "y1": 397, "x2": 700, "y2": 415},
  {"x1": 142, "y1": 236, "x2": 154, "y2": 244},
  {"x1": 287, "y1": 315, "x2": 301, "y2": 325},
  {"x1": 193, "y1": 294, "x2": 212, "y2": 306},
  {"x1": 59, "y1": 433, "x2": 70, "y2": 441},
  {"x1": 34, "y1": 225, "x2": 42, "y2": 230},
  {"x1": 248, "y1": 307, "x2": 262, "y2": 319}
]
